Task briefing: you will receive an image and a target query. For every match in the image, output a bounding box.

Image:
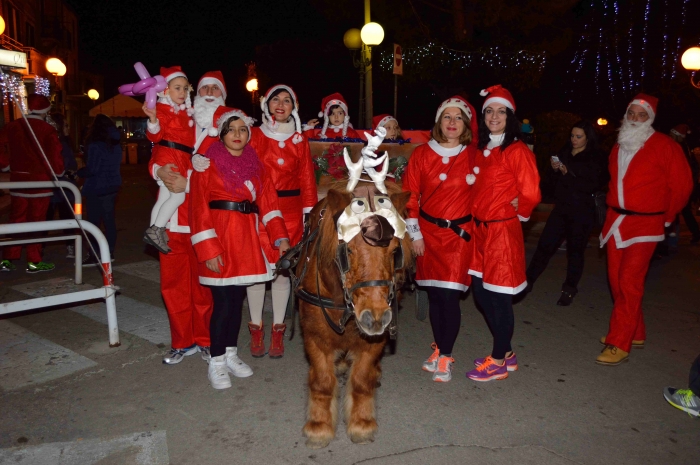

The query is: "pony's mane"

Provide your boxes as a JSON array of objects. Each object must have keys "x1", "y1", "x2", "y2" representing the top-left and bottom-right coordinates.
[{"x1": 317, "y1": 178, "x2": 413, "y2": 283}]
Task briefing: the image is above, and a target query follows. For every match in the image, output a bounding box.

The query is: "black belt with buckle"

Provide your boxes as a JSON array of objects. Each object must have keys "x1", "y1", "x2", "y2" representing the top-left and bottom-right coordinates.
[
  {"x1": 276, "y1": 189, "x2": 301, "y2": 198},
  {"x1": 473, "y1": 216, "x2": 517, "y2": 227},
  {"x1": 209, "y1": 200, "x2": 259, "y2": 214},
  {"x1": 158, "y1": 140, "x2": 194, "y2": 155},
  {"x1": 419, "y1": 209, "x2": 472, "y2": 242},
  {"x1": 611, "y1": 207, "x2": 664, "y2": 216}
]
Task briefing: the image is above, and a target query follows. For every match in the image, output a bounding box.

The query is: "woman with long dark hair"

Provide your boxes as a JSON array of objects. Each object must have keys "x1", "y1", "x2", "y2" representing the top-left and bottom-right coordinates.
[
  {"x1": 466, "y1": 85, "x2": 541, "y2": 382},
  {"x1": 525, "y1": 120, "x2": 606, "y2": 305},
  {"x1": 78, "y1": 114, "x2": 122, "y2": 263}
]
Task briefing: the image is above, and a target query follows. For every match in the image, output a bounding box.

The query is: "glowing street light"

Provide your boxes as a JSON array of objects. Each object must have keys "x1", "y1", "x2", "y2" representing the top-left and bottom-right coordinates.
[
  {"x1": 46, "y1": 58, "x2": 66, "y2": 76},
  {"x1": 597, "y1": 118, "x2": 608, "y2": 126},
  {"x1": 681, "y1": 46, "x2": 700, "y2": 89},
  {"x1": 87, "y1": 89, "x2": 99, "y2": 100}
]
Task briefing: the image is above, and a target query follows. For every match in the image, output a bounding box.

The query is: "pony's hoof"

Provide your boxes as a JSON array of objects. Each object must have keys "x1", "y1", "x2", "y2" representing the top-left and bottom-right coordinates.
[
  {"x1": 349, "y1": 430, "x2": 375, "y2": 444},
  {"x1": 305, "y1": 437, "x2": 332, "y2": 449}
]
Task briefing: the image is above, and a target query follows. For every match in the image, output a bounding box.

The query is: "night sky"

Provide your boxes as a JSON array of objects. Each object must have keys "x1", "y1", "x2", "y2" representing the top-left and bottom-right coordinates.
[{"x1": 67, "y1": 0, "x2": 700, "y2": 131}]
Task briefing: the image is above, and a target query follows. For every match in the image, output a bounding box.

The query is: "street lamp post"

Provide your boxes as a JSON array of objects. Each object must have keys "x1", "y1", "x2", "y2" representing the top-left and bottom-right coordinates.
[{"x1": 681, "y1": 46, "x2": 700, "y2": 88}]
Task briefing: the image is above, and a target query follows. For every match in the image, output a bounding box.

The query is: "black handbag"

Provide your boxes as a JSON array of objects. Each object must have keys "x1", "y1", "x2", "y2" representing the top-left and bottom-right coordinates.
[{"x1": 593, "y1": 191, "x2": 607, "y2": 226}]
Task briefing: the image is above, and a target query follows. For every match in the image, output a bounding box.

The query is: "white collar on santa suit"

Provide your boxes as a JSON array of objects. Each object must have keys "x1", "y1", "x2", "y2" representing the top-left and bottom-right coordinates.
[{"x1": 428, "y1": 139, "x2": 465, "y2": 157}]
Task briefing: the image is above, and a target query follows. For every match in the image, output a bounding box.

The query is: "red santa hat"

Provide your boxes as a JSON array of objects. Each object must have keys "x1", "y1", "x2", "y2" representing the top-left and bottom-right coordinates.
[
  {"x1": 628, "y1": 93, "x2": 658, "y2": 120},
  {"x1": 435, "y1": 95, "x2": 479, "y2": 147},
  {"x1": 671, "y1": 123, "x2": 691, "y2": 138},
  {"x1": 479, "y1": 84, "x2": 516, "y2": 113},
  {"x1": 27, "y1": 94, "x2": 51, "y2": 114},
  {"x1": 160, "y1": 66, "x2": 187, "y2": 83},
  {"x1": 259, "y1": 84, "x2": 302, "y2": 137},
  {"x1": 318, "y1": 92, "x2": 350, "y2": 139},
  {"x1": 214, "y1": 106, "x2": 255, "y2": 136},
  {"x1": 197, "y1": 71, "x2": 227, "y2": 100},
  {"x1": 373, "y1": 114, "x2": 397, "y2": 131}
]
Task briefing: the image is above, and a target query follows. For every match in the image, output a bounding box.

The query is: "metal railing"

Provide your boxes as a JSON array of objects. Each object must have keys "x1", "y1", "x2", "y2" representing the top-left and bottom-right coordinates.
[{"x1": 0, "y1": 181, "x2": 120, "y2": 347}]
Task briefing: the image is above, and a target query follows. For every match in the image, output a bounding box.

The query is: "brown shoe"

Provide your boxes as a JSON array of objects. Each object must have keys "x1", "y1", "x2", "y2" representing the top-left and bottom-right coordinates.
[
  {"x1": 596, "y1": 345, "x2": 629, "y2": 366},
  {"x1": 599, "y1": 336, "x2": 645, "y2": 349},
  {"x1": 268, "y1": 323, "x2": 286, "y2": 359},
  {"x1": 248, "y1": 322, "x2": 266, "y2": 358}
]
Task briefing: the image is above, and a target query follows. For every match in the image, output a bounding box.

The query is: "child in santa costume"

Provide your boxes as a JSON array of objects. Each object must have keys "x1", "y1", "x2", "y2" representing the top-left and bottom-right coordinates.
[
  {"x1": 403, "y1": 96, "x2": 479, "y2": 383},
  {"x1": 0, "y1": 94, "x2": 64, "y2": 273},
  {"x1": 142, "y1": 66, "x2": 194, "y2": 254},
  {"x1": 146, "y1": 70, "x2": 212, "y2": 366},
  {"x1": 189, "y1": 107, "x2": 290, "y2": 389},
  {"x1": 597, "y1": 94, "x2": 692, "y2": 366},
  {"x1": 466, "y1": 85, "x2": 541, "y2": 382},
  {"x1": 373, "y1": 114, "x2": 403, "y2": 140},
  {"x1": 304, "y1": 93, "x2": 360, "y2": 140},
  {"x1": 245, "y1": 84, "x2": 318, "y2": 358}
]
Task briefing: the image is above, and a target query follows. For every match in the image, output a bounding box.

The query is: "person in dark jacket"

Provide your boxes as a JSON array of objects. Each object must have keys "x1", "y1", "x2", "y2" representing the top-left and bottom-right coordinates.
[
  {"x1": 46, "y1": 113, "x2": 80, "y2": 258},
  {"x1": 525, "y1": 120, "x2": 607, "y2": 306},
  {"x1": 78, "y1": 114, "x2": 122, "y2": 263}
]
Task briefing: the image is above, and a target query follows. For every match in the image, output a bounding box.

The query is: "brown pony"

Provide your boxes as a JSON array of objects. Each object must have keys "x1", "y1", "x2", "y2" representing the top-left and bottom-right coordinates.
[{"x1": 296, "y1": 179, "x2": 412, "y2": 449}]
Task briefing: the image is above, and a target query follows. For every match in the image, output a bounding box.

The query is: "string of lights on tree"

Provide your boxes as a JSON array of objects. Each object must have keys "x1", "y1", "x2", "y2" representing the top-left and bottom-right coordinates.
[
  {"x1": 34, "y1": 77, "x2": 51, "y2": 97},
  {"x1": 379, "y1": 42, "x2": 546, "y2": 76},
  {"x1": 567, "y1": 0, "x2": 690, "y2": 107},
  {"x1": 0, "y1": 71, "x2": 28, "y2": 113}
]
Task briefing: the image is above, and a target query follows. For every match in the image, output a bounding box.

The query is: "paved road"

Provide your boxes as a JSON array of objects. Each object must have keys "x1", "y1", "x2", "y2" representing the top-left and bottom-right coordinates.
[{"x1": 1, "y1": 165, "x2": 699, "y2": 465}]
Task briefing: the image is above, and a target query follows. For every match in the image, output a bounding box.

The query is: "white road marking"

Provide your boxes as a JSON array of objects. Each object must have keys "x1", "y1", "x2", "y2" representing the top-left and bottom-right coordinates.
[
  {"x1": 0, "y1": 320, "x2": 97, "y2": 391},
  {"x1": 0, "y1": 430, "x2": 169, "y2": 464}
]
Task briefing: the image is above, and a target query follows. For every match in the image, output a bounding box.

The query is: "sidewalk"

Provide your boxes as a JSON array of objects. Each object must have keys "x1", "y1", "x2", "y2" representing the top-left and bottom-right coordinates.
[{"x1": 1, "y1": 165, "x2": 699, "y2": 464}]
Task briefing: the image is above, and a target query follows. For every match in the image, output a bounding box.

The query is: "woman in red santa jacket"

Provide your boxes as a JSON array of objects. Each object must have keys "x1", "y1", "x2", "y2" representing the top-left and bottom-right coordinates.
[
  {"x1": 466, "y1": 85, "x2": 541, "y2": 382},
  {"x1": 403, "y1": 96, "x2": 479, "y2": 383},
  {"x1": 142, "y1": 66, "x2": 194, "y2": 254},
  {"x1": 245, "y1": 84, "x2": 317, "y2": 359},
  {"x1": 189, "y1": 107, "x2": 290, "y2": 390}
]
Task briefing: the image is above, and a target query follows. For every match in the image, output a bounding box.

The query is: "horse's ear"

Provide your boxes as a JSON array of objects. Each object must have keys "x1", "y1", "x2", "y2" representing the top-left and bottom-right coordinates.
[
  {"x1": 390, "y1": 191, "x2": 412, "y2": 216},
  {"x1": 326, "y1": 188, "x2": 352, "y2": 215}
]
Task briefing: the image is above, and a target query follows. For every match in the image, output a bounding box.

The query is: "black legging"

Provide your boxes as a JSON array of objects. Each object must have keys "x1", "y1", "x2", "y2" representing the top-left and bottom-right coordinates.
[
  {"x1": 526, "y1": 204, "x2": 595, "y2": 293},
  {"x1": 427, "y1": 287, "x2": 462, "y2": 355},
  {"x1": 471, "y1": 276, "x2": 514, "y2": 360},
  {"x1": 209, "y1": 285, "x2": 247, "y2": 357}
]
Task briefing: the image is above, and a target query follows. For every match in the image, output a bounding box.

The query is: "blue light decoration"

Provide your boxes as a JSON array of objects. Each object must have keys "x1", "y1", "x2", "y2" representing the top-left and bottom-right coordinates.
[
  {"x1": 567, "y1": 0, "x2": 692, "y2": 111},
  {"x1": 379, "y1": 43, "x2": 546, "y2": 78}
]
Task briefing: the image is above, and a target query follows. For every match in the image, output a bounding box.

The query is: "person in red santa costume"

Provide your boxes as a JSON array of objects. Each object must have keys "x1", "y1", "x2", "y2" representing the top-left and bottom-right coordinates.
[
  {"x1": 303, "y1": 93, "x2": 361, "y2": 140},
  {"x1": 403, "y1": 95, "x2": 479, "y2": 383},
  {"x1": 189, "y1": 107, "x2": 289, "y2": 389},
  {"x1": 192, "y1": 71, "x2": 227, "y2": 156},
  {"x1": 146, "y1": 72, "x2": 213, "y2": 366},
  {"x1": 244, "y1": 84, "x2": 317, "y2": 358},
  {"x1": 142, "y1": 66, "x2": 194, "y2": 254},
  {"x1": 466, "y1": 85, "x2": 541, "y2": 382},
  {"x1": 597, "y1": 94, "x2": 692, "y2": 366},
  {"x1": 0, "y1": 94, "x2": 64, "y2": 273}
]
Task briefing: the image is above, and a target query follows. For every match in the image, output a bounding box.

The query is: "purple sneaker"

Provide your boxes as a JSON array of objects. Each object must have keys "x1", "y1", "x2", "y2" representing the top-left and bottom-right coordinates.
[
  {"x1": 466, "y1": 356, "x2": 508, "y2": 382},
  {"x1": 474, "y1": 352, "x2": 518, "y2": 372}
]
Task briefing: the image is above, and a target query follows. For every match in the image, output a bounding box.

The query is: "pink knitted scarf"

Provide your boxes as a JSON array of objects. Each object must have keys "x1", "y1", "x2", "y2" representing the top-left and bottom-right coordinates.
[{"x1": 205, "y1": 141, "x2": 263, "y2": 198}]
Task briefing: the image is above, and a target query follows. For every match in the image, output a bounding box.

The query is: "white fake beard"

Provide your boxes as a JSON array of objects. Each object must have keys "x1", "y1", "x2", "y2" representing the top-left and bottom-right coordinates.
[
  {"x1": 193, "y1": 95, "x2": 225, "y2": 129},
  {"x1": 617, "y1": 117, "x2": 654, "y2": 153}
]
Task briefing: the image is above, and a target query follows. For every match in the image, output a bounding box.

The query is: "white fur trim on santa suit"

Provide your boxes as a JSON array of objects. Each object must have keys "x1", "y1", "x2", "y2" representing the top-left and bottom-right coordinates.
[
  {"x1": 629, "y1": 99, "x2": 655, "y2": 119},
  {"x1": 434, "y1": 98, "x2": 472, "y2": 122}
]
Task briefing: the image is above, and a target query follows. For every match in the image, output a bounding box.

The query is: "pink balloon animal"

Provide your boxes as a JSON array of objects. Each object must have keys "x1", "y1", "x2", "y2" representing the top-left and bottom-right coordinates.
[{"x1": 118, "y1": 62, "x2": 167, "y2": 109}]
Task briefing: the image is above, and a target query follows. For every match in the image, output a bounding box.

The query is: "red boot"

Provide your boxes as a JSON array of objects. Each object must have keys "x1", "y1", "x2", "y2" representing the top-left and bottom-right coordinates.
[
  {"x1": 269, "y1": 323, "x2": 286, "y2": 358},
  {"x1": 248, "y1": 322, "x2": 265, "y2": 358}
]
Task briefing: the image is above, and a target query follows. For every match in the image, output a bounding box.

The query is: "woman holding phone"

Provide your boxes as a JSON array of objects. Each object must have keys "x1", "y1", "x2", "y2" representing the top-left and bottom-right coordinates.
[{"x1": 525, "y1": 120, "x2": 606, "y2": 306}]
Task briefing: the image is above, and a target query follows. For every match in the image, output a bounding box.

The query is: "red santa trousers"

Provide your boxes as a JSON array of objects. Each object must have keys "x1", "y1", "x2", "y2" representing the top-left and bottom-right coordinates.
[
  {"x1": 604, "y1": 240, "x2": 656, "y2": 352},
  {"x1": 3, "y1": 196, "x2": 51, "y2": 262},
  {"x1": 159, "y1": 231, "x2": 212, "y2": 348}
]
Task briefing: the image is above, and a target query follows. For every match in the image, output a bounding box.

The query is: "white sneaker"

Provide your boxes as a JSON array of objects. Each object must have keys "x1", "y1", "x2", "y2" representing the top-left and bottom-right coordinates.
[
  {"x1": 225, "y1": 347, "x2": 253, "y2": 378},
  {"x1": 432, "y1": 355, "x2": 454, "y2": 383},
  {"x1": 208, "y1": 355, "x2": 232, "y2": 389}
]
